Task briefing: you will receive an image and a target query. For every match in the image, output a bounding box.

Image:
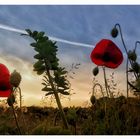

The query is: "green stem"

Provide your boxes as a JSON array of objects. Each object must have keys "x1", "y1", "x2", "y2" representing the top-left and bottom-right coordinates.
[
  {"x1": 18, "y1": 87, "x2": 28, "y2": 134},
  {"x1": 92, "y1": 83, "x2": 104, "y2": 98},
  {"x1": 18, "y1": 87, "x2": 22, "y2": 109},
  {"x1": 134, "y1": 41, "x2": 140, "y2": 52},
  {"x1": 115, "y1": 24, "x2": 138, "y2": 79},
  {"x1": 92, "y1": 82, "x2": 106, "y2": 115},
  {"x1": 102, "y1": 66, "x2": 110, "y2": 97},
  {"x1": 11, "y1": 103, "x2": 22, "y2": 135},
  {"x1": 135, "y1": 41, "x2": 140, "y2": 78},
  {"x1": 44, "y1": 60, "x2": 69, "y2": 129},
  {"x1": 126, "y1": 58, "x2": 129, "y2": 98}
]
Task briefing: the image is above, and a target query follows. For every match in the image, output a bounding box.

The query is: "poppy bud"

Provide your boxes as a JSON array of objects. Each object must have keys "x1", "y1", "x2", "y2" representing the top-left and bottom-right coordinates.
[
  {"x1": 132, "y1": 62, "x2": 140, "y2": 73},
  {"x1": 135, "y1": 79, "x2": 140, "y2": 91},
  {"x1": 128, "y1": 50, "x2": 137, "y2": 61},
  {"x1": 10, "y1": 70, "x2": 22, "y2": 87},
  {"x1": 7, "y1": 94, "x2": 15, "y2": 106},
  {"x1": 111, "y1": 27, "x2": 118, "y2": 38},
  {"x1": 90, "y1": 95, "x2": 96, "y2": 105},
  {"x1": 92, "y1": 66, "x2": 99, "y2": 76}
]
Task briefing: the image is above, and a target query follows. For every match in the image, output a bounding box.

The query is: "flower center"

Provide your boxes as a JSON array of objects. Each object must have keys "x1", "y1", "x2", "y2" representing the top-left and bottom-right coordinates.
[
  {"x1": 102, "y1": 52, "x2": 111, "y2": 62},
  {"x1": 0, "y1": 85, "x2": 8, "y2": 91}
]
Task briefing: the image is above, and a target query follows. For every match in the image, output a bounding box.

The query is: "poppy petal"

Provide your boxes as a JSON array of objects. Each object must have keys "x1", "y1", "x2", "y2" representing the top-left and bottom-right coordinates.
[
  {"x1": 0, "y1": 63, "x2": 12, "y2": 97},
  {"x1": 0, "y1": 90, "x2": 11, "y2": 97},
  {"x1": 90, "y1": 39, "x2": 123, "y2": 69}
]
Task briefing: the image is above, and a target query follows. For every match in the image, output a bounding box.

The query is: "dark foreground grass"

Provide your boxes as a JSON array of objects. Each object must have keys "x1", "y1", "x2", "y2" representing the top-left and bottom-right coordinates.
[{"x1": 0, "y1": 96, "x2": 140, "y2": 135}]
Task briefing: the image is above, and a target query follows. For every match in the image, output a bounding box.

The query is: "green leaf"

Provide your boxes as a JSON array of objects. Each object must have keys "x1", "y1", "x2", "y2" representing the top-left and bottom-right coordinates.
[
  {"x1": 33, "y1": 60, "x2": 44, "y2": 69},
  {"x1": 25, "y1": 29, "x2": 32, "y2": 35},
  {"x1": 58, "y1": 89, "x2": 69, "y2": 95},
  {"x1": 34, "y1": 47, "x2": 41, "y2": 52},
  {"x1": 36, "y1": 70, "x2": 45, "y2": 75},
  {"x1": 34, "y1": 66, "x2": 45, "y2": 73},
  {"x1": 42, "y1": 82, "x2": 46, "y2": 86},
  {"x1": 32, "y1": 31, "x2": 38, "y2": 37},
  {"x1": 45, "y1": 92, "x2": 54, "y2": 96},
  {"x1": 34, "y1": 54, "x2": 43, "y2": 60},
  {"x1": 37, "y1": 32, "x2": 45, "y2": 39},
  {"x1": 42, "y1": 87, "x2": 52, "y2": 91},
  {"x1": 30, "y1": 43, "x2": 37, "y2": 47}
]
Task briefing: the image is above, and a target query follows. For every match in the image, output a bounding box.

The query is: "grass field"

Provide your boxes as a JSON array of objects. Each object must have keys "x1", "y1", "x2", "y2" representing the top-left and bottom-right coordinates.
[{"x1": 0, "y1": 96, "x2": 140, "y2": 135}]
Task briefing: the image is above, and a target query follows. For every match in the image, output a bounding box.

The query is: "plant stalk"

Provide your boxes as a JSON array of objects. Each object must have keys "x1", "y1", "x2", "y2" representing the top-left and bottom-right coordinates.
[
  {"x1": 102, "y1": 66, "x2": 111, "y2": 97},
  {"x1": 126, "y1": 58, "x2": 129, "y2": 98},
  {"x1": 11, "y1": 103, "x2": 22, "y2": 135},
  {"x1": 44, "y1": 60, "x2": 69, "y2": 129}
]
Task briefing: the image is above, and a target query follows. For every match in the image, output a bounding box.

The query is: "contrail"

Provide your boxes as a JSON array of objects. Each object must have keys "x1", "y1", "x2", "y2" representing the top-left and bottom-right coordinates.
[{"x1": 0, "y1": 23, "x2": 93, "y2": 48}]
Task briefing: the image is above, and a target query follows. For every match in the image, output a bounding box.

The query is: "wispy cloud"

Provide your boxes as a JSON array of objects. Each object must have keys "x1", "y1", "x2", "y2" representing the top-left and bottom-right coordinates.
[{"x1": 0, "y1": 23, "x2": 93, "y2": 48}]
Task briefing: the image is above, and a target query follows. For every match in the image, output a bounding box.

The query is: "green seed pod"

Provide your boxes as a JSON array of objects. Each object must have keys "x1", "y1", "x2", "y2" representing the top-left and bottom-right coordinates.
[
  {"x1": 132, "y1": 62, "x2": 140, "y2": 73},
  {"x1": 90, "y1": 95, "x2": 96, "y2": 105},
  {"x1": 92, "y1": 66, "x2": 99, "y2": 76},
  {"x1": 111, "y1": 27, "x2": 118, "y2": 38},
  {"x1": 7, "y1": 94, "x2": 15, "y2": 106},
  {"x1": 10, "y1": 70, "x2": 22, "y2": 87},
  {"x1": 128, "y1": 50, "x2": 137, "y2": 61}
]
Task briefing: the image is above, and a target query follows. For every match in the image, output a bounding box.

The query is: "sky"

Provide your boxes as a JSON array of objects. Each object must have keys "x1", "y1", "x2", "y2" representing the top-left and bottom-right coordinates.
[{"x1": 0, "y1": 5, "x2": 140, "y2": 107}]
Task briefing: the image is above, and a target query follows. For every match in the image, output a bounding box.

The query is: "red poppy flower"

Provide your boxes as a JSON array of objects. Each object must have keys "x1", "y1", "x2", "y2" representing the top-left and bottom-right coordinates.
[
  {"x1": 0, "y1": 63, "x2": 12, "y2": 97},
  {"x1": 90, "y1": 39, "x2": 123, "y2": 68}
]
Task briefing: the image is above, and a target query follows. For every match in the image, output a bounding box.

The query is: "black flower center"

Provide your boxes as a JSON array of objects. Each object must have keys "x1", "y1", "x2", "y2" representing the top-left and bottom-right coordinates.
[
  {"x1": 102, "y1": 52, "x2": 111, "y2": 62},
  {"x1": 0, "y1": 85, "x2": 8, "y2": 91}
]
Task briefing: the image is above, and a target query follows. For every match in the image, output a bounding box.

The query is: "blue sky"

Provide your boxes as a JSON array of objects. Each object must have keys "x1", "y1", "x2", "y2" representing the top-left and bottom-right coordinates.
[{"x1": 0, "y1": 5, "x2": 140, "y2": 106}]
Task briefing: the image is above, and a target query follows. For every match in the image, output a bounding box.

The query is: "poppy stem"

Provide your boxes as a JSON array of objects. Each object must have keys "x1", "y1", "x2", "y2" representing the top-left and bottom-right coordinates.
[
  {"x1": 18, "y1": 87, "x2": 28, "y2": 134},
  {"x1": 102, "y1": 66, "x2": 111, "y2": 98},
  {"x1": 18, "y1": 87, "x2": 22, "y2": 109},
  {"x1": 115, "y1": 23, "x2": 138, "y2": 98},
  {"x1": 134, "y1": 41, "x2": 140, "y2": 78},
  {"x1": 11, "y1": 102, "x2": 22, "y2": 135},
  {"x1": 92, "y1": 83, "x2": 106, "y2": 115},
  {"x1": 134, "y1": 41, "x2": 140, "y2": 52},
  {"x1": 115, "y1": 24, "x2": 128, "y2": 54},
  {"x1": 126, "y1": 58, "x2": 129, "y2": 98},
  {"x1": 92, "y1": 83, "x2": 104, "y2": 98},
  {"x1": 115, "y1": 24, "x2": 139, "y2": 79}
]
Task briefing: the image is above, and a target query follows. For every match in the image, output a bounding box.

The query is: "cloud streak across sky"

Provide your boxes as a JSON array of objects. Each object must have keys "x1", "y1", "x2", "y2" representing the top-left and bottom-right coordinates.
[{"x1": 0, "y1": 23, "x2": 93, "y2": 48}]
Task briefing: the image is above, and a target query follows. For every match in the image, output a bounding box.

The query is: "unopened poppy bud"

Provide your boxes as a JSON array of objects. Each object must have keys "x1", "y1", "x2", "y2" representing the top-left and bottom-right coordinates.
[
  {"x1": 10, "y1": 70, "x2": 22, "y2": 87},
  {"x1": 132, "y1": 62, "x2": 140, "y2": 73},
  {"x1": 92, "y1": 66, "x2": 99, "y2": 76},
  {"x1": 7, "y1": 94, "x2": 15, "y2": 106},
  {"x1": 128, "y1": 50, "x2": 137, "y2": 61},
  {"x1": 135, "y1": 79, "x2": 140, "y2": 91},
  {"x1": 90, "y1": 95, "x2": 96, "y2": 105},
  {"x1": 111, "y1": 27, "x2": 118, "y2": 38}
]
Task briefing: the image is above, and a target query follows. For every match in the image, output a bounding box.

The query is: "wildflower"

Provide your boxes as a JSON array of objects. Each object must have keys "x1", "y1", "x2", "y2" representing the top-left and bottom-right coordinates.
[
  {"x1": 90, "y1": 39, "x2": 123, "y2": 68},
  {"x1": 0, "y1": 63, "x2": 12, "y2": 97}
]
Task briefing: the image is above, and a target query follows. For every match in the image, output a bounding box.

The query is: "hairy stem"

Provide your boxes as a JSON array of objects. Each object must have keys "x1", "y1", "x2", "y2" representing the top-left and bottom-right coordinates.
[
  {"x1": 18, "y1": 87, "x2": 22, "y2": 109},
  {"x1": 92, "y1": 83, "x2": 104, "y2": 98},
  {"x1": 11, "y1": 103, "x2": 22, "y2": 135},
  {"x1": 44, "y1": 59, "x2": 69, "y2": 129},
  {"x1": 126, "y1": 58, "x2": 129, "y2": 98},
  {"x1": 102, "y1": 66, "x2": 111, "y2": 97},
  {"x1": 115, "y1": 23, "x2": 138, "y2": 79},
  {"x1": 92, "y1": 82, "x2": 106, "y2": 115}
]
